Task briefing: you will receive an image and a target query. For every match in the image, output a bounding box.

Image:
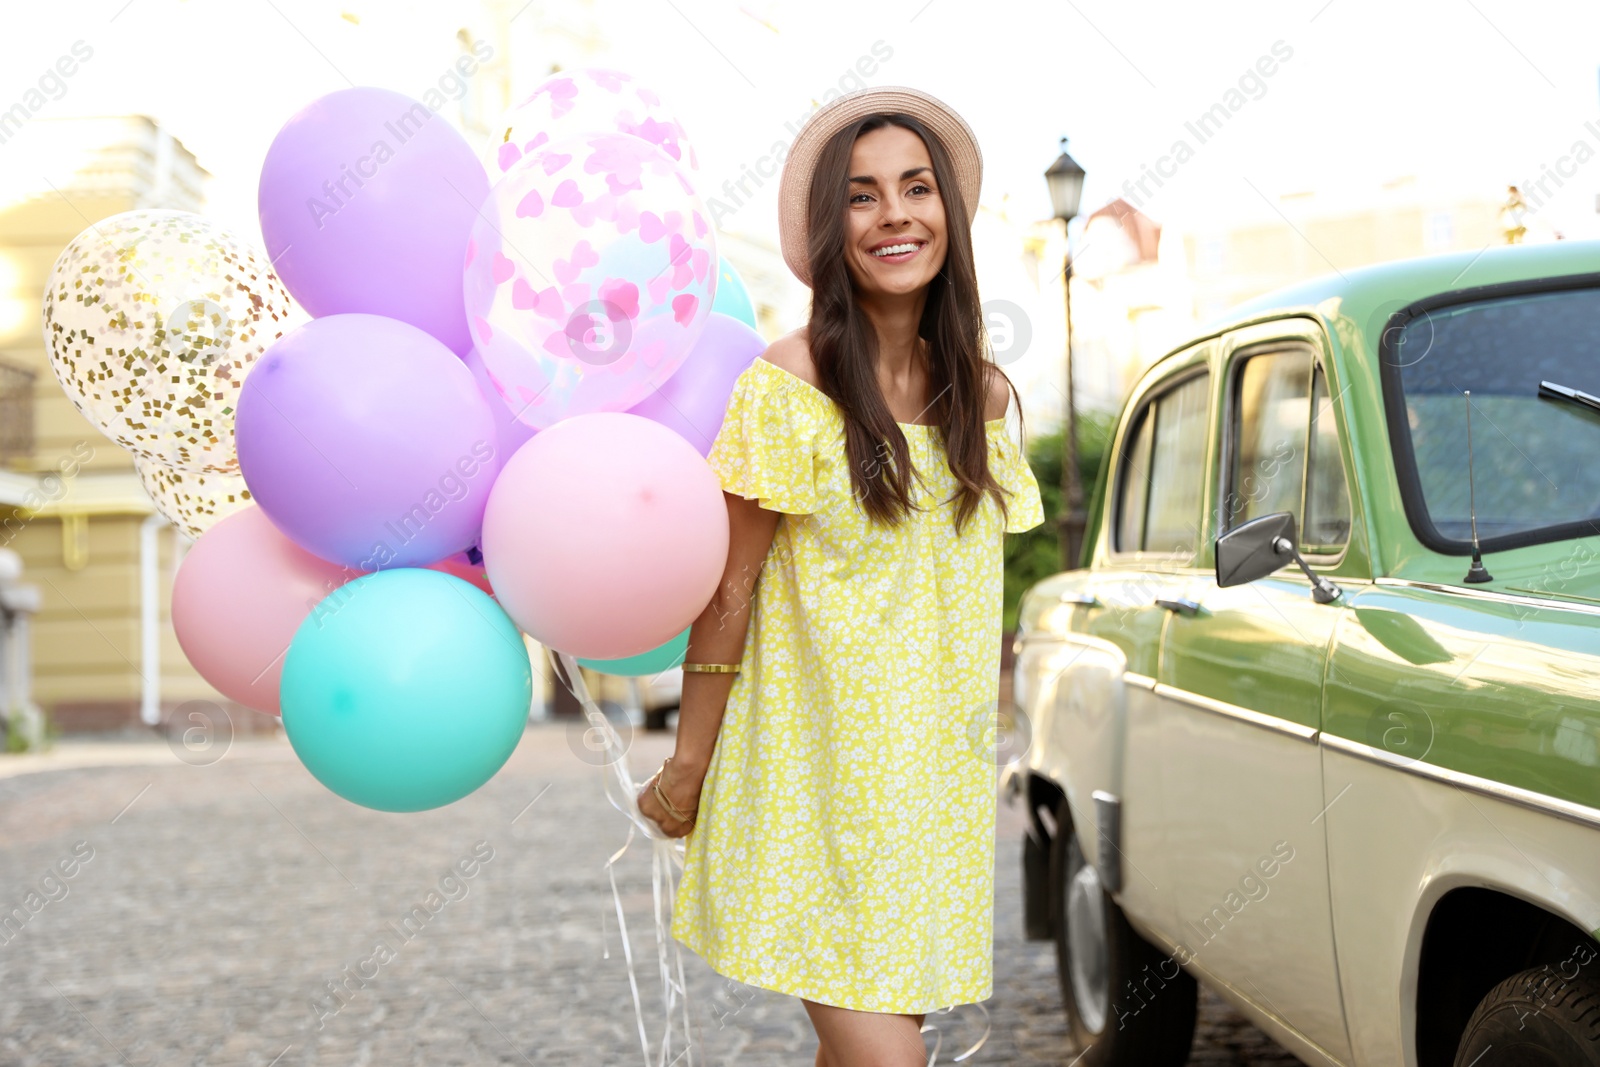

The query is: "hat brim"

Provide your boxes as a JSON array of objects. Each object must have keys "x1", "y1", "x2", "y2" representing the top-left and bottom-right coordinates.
[{"x1": 777, "y1": 85, "x2": 982, "y2": 289}]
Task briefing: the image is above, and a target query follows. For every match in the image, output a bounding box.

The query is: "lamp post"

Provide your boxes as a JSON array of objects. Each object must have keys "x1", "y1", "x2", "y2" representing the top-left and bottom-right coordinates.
[{"x1": 1045, "y1": 137, "x2": 1087, "y2": 570}]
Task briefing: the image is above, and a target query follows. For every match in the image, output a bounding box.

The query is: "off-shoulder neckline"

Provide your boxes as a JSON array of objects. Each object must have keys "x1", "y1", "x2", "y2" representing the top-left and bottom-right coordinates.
[{"x1": 749, "y1": 356, "x2": 1008, "y2": 431}]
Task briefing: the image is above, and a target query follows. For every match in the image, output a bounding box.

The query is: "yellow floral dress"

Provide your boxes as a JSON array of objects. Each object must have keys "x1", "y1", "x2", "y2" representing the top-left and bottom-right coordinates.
[{"x1": 669, "y1": 355, "x2": 1045, "y2": 1013}]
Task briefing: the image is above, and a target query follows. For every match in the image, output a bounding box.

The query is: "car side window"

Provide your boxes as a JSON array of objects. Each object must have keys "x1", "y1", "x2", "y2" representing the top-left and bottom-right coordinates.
[
  {"x1": 1115, "y1": 404, "x2": 1154, "y2": 553},
  {"x1": 1304, "y1": 365, "x2": 1352, "y2": 550},
  {"x1": 1114, "y1": 372, "x2": 1210, "y2": 558},
  {"x1": 1225, "y1": 347, "x2": 1351, "y2": 554}
]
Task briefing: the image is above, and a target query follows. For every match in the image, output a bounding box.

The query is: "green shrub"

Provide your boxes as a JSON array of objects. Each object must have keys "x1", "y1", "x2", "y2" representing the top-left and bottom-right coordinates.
[{"x1": 1002, "y1": 410, "x2": 1116, "y2": 633}]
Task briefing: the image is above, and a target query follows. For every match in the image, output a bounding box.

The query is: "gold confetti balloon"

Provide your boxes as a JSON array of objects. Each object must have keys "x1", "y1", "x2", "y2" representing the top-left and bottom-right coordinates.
[
  {"x1": 41, "y1": 210, "x2": 295, "y2": 473},
  {"x1": 134, "y1": 454, "x2": 254, "y2": 539}
]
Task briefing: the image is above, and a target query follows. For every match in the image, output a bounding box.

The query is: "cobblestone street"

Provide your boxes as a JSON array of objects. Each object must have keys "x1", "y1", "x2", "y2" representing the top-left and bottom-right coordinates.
[{"x1": 0, "y1": 722, "x2": 1302, "y2": 1066}]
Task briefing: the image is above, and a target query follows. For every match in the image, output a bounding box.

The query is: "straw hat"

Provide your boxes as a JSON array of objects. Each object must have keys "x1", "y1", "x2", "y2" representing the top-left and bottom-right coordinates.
[{"x1": 777, "y1": 85, "x2": 983, "y2": 288}]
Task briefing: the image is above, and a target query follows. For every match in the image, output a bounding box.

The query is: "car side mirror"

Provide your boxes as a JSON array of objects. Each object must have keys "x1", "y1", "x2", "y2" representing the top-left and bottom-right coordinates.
[{"x1": 1215, "y1": 511, "x2": 1342, "y2": 604}]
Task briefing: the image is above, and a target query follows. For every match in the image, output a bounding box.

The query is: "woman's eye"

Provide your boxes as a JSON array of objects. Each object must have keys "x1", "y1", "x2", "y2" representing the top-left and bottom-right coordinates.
[
  {"x1": 850, "y1": 193, "x2": 872, "y2": 204},
  {"x1": 910, "y1": 183, "x2": 932, "y2": 195}
]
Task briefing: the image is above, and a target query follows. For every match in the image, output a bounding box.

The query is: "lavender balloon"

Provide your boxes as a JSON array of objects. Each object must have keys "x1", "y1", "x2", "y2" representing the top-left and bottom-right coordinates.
[
  {"x1": 258, "y1": 87, "x2": 489, "y2": 356},
  {"x1": 236, "y1": 314, "x2": 500, "y2": 570},
  {"x1": 626, "y1": 313, "x2": 766, "y2": 457}
]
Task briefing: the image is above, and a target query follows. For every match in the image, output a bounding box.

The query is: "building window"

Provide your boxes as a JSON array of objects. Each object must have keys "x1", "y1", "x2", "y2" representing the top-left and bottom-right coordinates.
[
  {"x1": 0, "y1": 359, "x2": 34, "y2": 467},
  {"x1": 1425, "y1": 211, "x2": 1455, "y2": 251}
]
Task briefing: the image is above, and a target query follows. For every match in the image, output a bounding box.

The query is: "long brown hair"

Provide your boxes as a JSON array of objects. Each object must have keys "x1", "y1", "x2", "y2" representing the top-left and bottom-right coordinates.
[{"x1": 804, "y1": 112, "x2": 1026, "y2": 536}]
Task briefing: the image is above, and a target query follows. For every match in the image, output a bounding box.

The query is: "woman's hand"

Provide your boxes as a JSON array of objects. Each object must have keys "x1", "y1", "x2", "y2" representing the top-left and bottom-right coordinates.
[{"x1": 637, "y1": 756, "x2": 704, "y2": 839}]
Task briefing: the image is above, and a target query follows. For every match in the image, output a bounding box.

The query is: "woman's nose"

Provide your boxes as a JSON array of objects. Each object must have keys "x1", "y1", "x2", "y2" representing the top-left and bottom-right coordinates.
[{"x1": 878, "y1": 192, "x2": 912, "y2": 226}]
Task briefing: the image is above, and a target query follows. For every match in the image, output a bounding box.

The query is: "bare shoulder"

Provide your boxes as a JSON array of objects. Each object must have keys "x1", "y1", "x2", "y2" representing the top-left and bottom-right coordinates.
[
  {"x1": 759, "y1": 328, "x2": 820, "y2": 389},
  {"x1": 984, "y1": 366, "x2": 1013, "y2": 422}
]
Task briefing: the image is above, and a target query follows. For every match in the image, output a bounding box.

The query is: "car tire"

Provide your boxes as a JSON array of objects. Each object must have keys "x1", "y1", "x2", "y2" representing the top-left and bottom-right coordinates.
[
  {"x1": 1048, "y1": 795, "x2": 1197, "y2": 1066},
  {"x1": 1453, "y1": 966, "x2": 1600, "y2": 1066}
]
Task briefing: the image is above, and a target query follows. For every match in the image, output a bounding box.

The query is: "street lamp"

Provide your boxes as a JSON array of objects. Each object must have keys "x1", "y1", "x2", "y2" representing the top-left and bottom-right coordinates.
[{"x1": 1044, "y1": 137, "x2": 1088, "y2": 570}]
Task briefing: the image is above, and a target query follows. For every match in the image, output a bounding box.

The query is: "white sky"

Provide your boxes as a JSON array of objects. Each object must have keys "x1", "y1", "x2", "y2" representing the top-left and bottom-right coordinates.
[{"x1": 6, "y1": 0, "x2": 1600, "y2": 255}]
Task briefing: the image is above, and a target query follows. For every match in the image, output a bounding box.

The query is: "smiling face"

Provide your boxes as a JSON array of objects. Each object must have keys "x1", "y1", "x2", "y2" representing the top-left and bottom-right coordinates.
[{"x1": 842, "y1": 123, "x2": 949, "y2": 299}]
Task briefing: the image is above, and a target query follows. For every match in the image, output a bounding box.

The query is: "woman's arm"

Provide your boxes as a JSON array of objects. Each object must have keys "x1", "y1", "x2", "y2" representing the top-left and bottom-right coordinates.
[{"x1": 638, "y1": 489, "x2": 781, "y2": 835}]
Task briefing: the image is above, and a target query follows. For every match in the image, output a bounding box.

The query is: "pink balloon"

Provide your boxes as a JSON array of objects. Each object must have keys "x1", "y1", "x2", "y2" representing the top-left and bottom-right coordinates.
[
  {"x1": 480, "y1": 412, "x2": 727, "y2": 659},
  {"x1": 172, "y1": 506, "x2": 357, "y2": 715}
]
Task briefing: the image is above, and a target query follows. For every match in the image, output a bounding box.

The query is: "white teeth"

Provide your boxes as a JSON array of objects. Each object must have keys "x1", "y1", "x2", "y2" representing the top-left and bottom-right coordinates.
[{"x1": 872, "y1": 242, "x2": 921, "y2": 257}]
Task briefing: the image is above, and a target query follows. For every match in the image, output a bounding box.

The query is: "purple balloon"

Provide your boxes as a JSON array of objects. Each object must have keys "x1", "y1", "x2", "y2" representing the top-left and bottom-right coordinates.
[
  {"x1": 626, "y1": 313, "x2": 767, "y2": 456},
  {"x1": 258, "y1": 87, "x2": 489, "y2": 356},
  {"x1": 236, "y1": 314, "x2": 501, "y2": 570}
]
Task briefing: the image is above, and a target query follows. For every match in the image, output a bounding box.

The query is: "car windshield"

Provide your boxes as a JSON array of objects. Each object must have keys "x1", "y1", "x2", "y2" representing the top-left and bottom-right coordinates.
[{"x1": 1387, "y1": 284, "x2": 1600, "y2": 550}]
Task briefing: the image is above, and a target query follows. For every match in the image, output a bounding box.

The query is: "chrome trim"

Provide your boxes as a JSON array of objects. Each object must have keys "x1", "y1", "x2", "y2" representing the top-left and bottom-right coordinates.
[
  {"x1": 1092, "y1": 790, "x2": 1123, "y2": 894},
  {"x1": 1123, "y1": 672, "x2": 1157, "y2": 690},
  {"x1": 1153, "y1": 682, "x2": 1320, "y2": 741},
  {"x1": 1321, "y1": 733, "x2": 1600, "y2": 832},
  {"x1": 1372, "y1": 576, "x2": 1600, "y2": 619},
  {"x1": 1154, "y1": 595, "x2": 1202, "y2": 616},
  {"x1": 1058, "y1": 591, "x2": 1101, "y2": 607}
]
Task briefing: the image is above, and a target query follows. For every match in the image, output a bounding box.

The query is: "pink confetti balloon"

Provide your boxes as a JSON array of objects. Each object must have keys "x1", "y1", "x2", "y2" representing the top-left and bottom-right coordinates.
[
  {"x1": 485, "y1": 68, "x2": 698, "y2": 179},
  {"x1": 463, "y1": 131, "x2": 717, "y2": 429}
]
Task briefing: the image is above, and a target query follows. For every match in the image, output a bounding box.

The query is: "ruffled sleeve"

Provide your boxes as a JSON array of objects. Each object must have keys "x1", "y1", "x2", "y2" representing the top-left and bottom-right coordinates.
[
  {"x1": 988, "y1": 420, "x2": 1046, "y2": 534},
  {"x1": 707, "y1": 358, "x2": 825, "y2": 515}
]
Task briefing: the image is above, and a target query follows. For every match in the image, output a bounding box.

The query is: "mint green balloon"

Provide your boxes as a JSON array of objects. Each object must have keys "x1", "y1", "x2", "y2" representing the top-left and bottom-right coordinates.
[
  {"x1": 579, "y1": 626, "x2": 690, "y2": 676},
  {"x1": 711, "y1": 256, "x2": 757, "y2": 330},
  {"x1": 281, "y1": 568, "x2": 532, "y2": 812}
]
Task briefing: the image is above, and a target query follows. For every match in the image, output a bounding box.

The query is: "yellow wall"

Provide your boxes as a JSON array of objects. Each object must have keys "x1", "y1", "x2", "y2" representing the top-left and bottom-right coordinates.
[{"x1": 1, "y1": 189, "x2": 251, "y2": 733}]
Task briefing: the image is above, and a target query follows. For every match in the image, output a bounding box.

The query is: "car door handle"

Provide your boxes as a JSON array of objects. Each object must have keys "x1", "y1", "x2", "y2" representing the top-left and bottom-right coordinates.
[
  {"x1": 1058, "y1": 591, "x2": 1100, "y2": 607},
  {"x1": 1154, "y1": 596, "x2": 1202, "y2": 616}
]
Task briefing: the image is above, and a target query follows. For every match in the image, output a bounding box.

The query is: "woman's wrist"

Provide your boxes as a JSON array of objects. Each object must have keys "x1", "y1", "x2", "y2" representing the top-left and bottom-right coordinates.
[{"x1": 669, "y1": 749, "x2": 711, "y2": 781}]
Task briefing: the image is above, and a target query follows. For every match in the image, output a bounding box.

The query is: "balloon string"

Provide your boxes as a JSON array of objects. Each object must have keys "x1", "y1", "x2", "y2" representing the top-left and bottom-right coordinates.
[
  {"x1": 553, "y1": 648, "x2": 693, "y2": 1067},
  {"x1": 925, "y1": 1000, "x2": 991, "y2": 1063},
  {"x1": 604, "y1": 826, "x2": 652, "y2": 1067},
  {"x1": 667, "y1": 848, "x2": 695, "y2": 1064}
]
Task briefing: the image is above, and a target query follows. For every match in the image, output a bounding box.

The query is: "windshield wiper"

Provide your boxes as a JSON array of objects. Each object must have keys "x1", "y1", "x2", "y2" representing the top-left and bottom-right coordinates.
[{"x1": 1539, "y1": 379, "x2": 1600, "y2": 415}]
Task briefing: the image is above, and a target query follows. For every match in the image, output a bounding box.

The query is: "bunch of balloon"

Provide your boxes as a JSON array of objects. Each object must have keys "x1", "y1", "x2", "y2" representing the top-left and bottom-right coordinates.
[
  {"x1": 37, "y1": 66, "x2": 771, "y2": 1064},
  {"x1": 39, "y1": 71, "x2": 768, "y2": 821}
]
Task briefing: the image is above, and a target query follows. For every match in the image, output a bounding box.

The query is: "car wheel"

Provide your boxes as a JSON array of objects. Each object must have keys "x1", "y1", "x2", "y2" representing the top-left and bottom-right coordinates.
[
  {"x1": 1048, "y1": 795, "x2": 1196, "y2": 1066},
  {"x1": 643, "y1": 705, "x2": 674, "y2": 733},
  {"x1": 1454, "y1": 966, "x2": 1600, "y2": 1066}
]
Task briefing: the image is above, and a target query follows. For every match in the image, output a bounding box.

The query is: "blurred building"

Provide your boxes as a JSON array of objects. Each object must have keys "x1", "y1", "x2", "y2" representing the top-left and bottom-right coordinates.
[
  {"x1": 1067, "y1": 197, "x2": 1194, "y2": 413},
  {"x1": 1000, "y1": 178, "x2": 1522, "y2": 433},
  {"x1": 1181, "y1": 176, "x2": 1508, "y2": 322},
  {"x1": 989, "y1": 196, "x2": 1193, "y2": 435},
  {"x1": 718, "y1": 228, "x2": 808, "y2": 340},
  {"x1": 0, "y1": 114, "x2": 257, "y2": 736}
]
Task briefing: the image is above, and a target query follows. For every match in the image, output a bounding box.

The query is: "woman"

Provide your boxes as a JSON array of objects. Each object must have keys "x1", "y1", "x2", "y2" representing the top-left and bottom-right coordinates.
[{"x1": 637, "y1": 85, "x2": 1045, "y2": 1067}]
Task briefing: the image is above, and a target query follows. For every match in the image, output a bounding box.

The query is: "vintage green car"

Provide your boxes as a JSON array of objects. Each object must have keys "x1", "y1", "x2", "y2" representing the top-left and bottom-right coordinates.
[{"x1": 1005, "y1": 238, "x2": 1600, "y2": 1067}]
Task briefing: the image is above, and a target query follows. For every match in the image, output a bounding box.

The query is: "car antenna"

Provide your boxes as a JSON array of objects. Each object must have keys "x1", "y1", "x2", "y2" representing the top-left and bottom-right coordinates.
[{"x1": 1462, "y1": 389, "x2": 1493, "y2": 584}]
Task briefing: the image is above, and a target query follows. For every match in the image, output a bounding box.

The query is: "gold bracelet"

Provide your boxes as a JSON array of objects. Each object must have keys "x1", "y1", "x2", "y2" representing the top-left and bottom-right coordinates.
[
  {"x1": 652, "y1": 757, "x2": 696, "y2": 824},
  {"x1": 681, "y1": 662, "x2": 740, "y2": 674}
]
